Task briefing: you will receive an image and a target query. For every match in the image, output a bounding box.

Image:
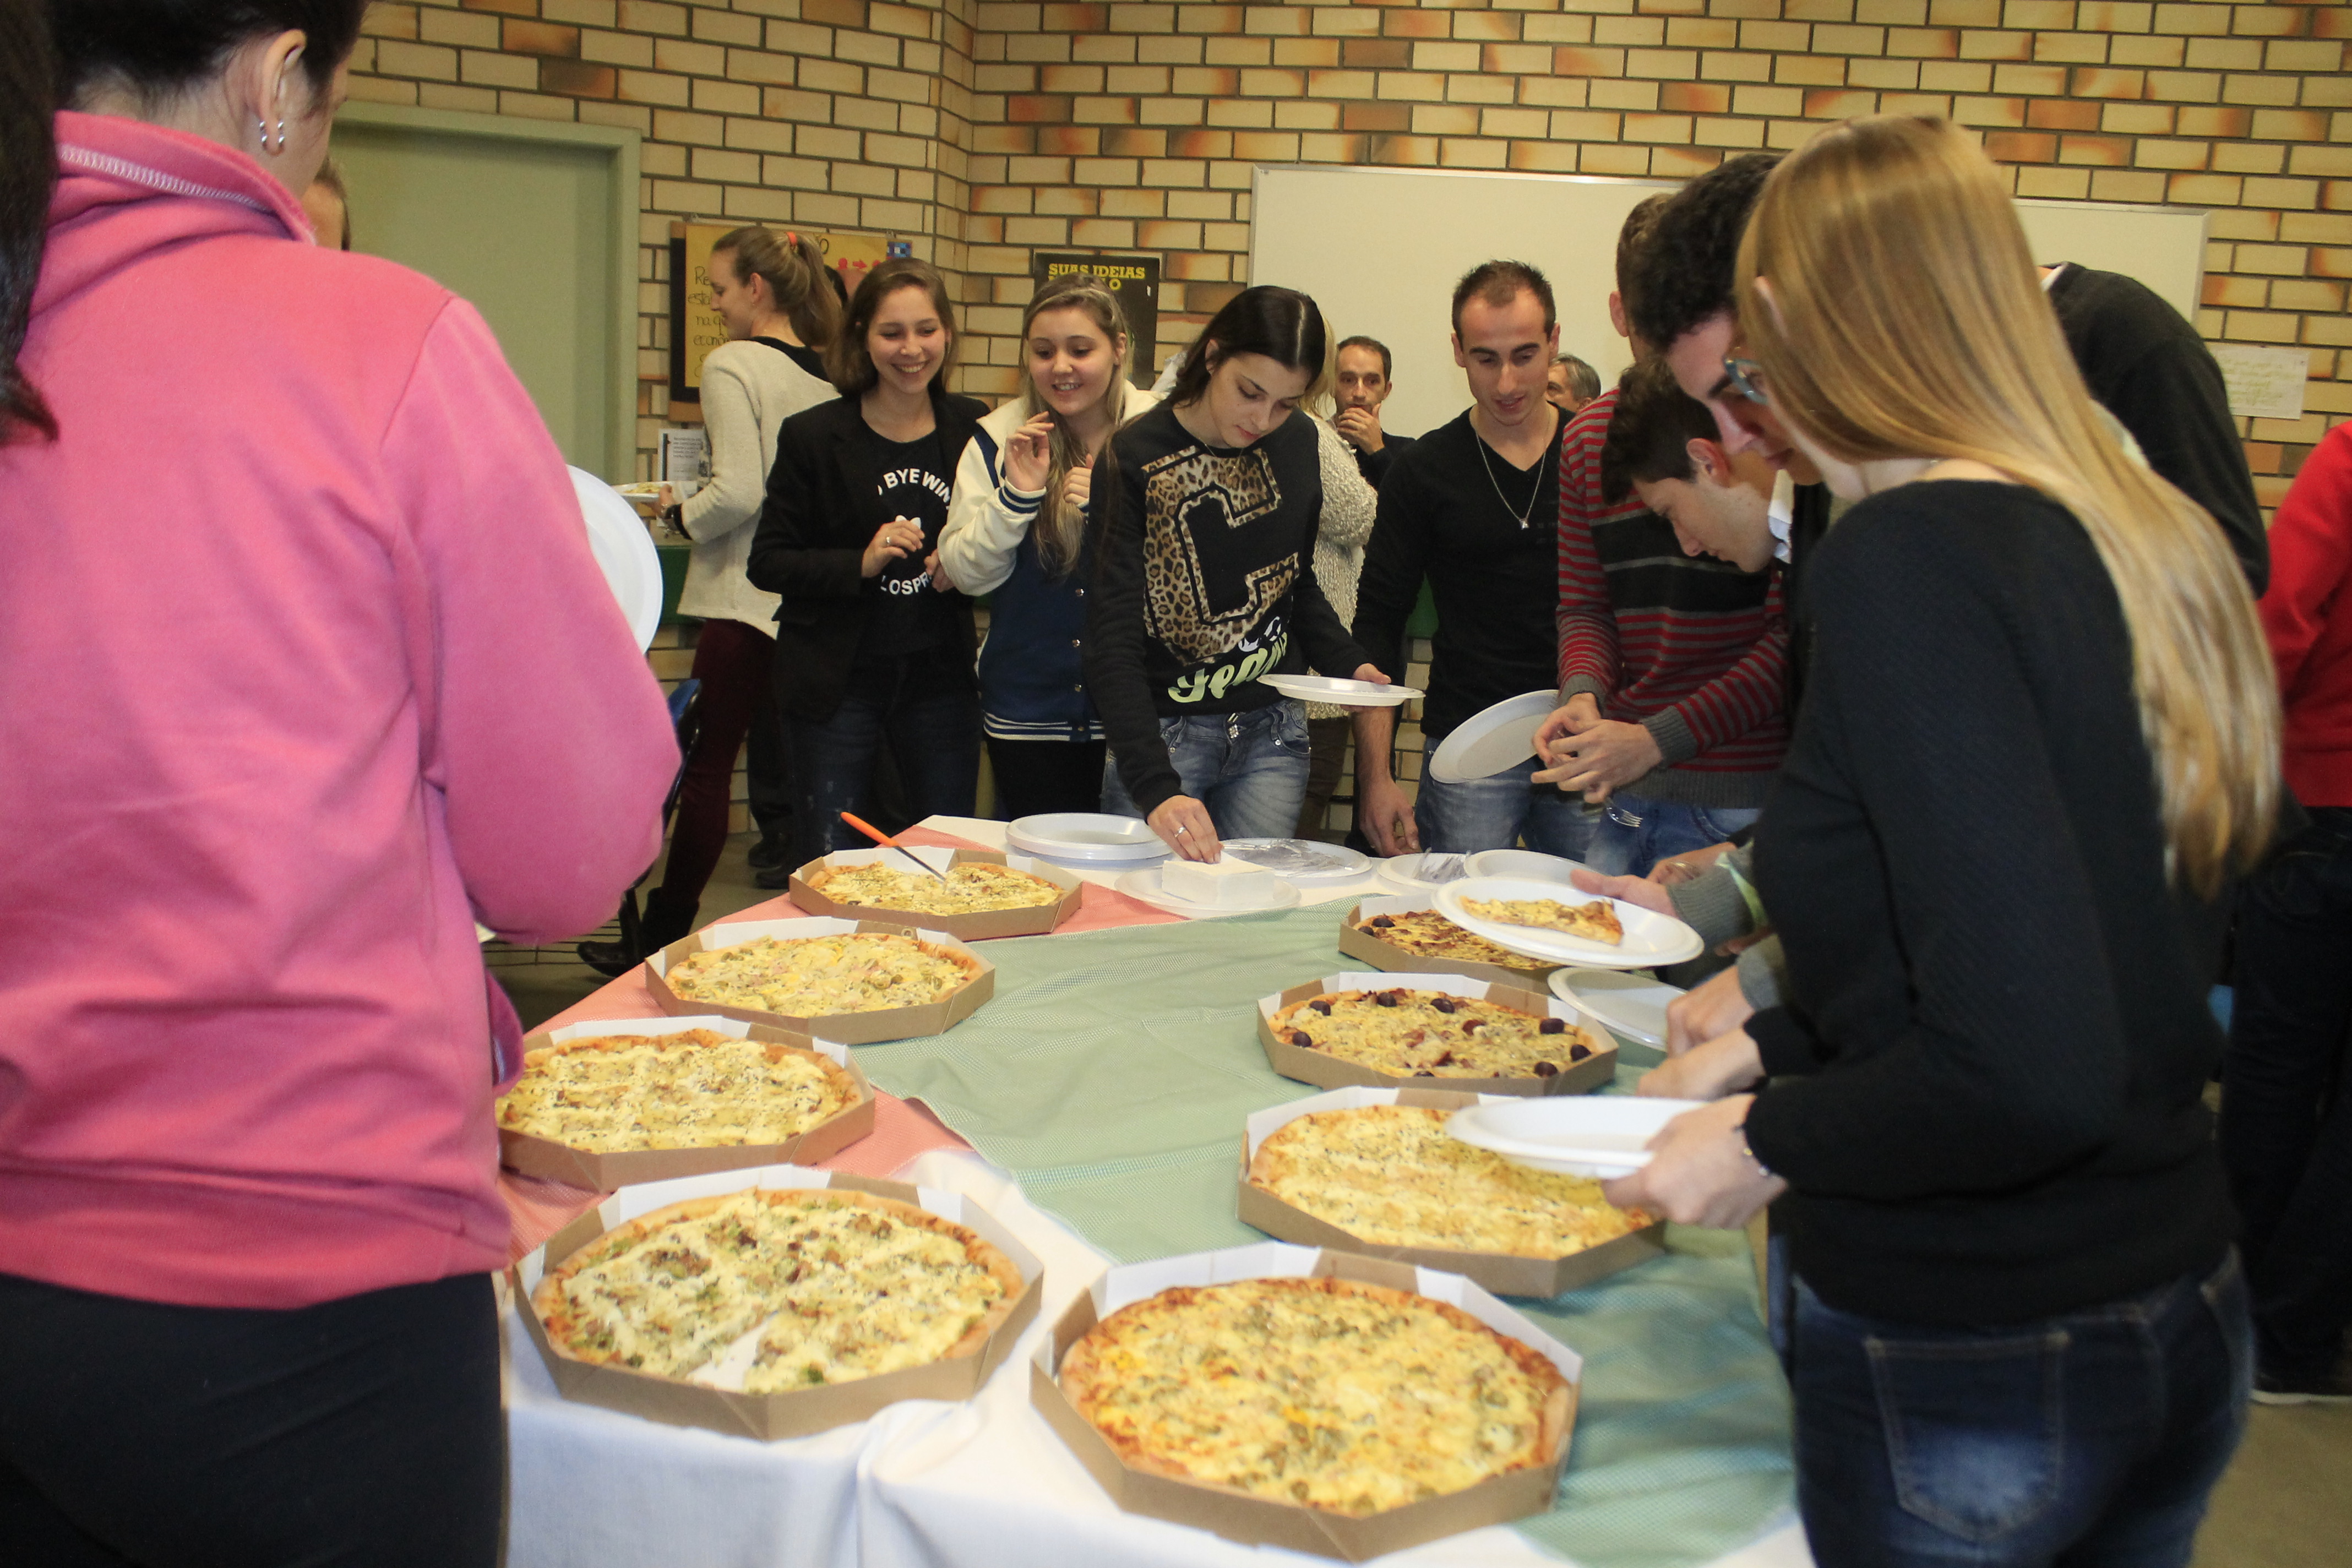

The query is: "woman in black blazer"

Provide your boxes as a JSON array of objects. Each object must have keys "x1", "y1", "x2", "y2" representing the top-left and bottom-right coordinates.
[{"x1": 748, "y1": 259, "x2": 988, "y2": 868}]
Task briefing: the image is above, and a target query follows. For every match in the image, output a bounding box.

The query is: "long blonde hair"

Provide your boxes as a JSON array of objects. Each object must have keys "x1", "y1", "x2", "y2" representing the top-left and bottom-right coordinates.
[
  {"x1": 1018, "y1": 273, "x2": 1134, "y2": 577},
  {"x1": 1737, "y1": 116, "x2": 2277, "y2": 895}
]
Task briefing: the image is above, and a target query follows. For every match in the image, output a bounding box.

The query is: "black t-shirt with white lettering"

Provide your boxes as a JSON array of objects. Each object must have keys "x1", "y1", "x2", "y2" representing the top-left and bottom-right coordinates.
[{"x1": 853, "y1": 425, "x2": 956, "y2": 662}]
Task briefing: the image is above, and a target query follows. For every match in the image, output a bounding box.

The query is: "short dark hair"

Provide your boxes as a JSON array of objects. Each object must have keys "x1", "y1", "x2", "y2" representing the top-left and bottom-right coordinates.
[
  {"x1": 1450, "y1": 259, "x2": 1556, "y2": 339},
  {"x1": 1336, "y1": 334, "x2": 1391, "y2": 380},
  {"x1": 828, "y1": 258, "x2": 958, "y2": 396},
  {"x1": 1627, "y1": 153, "x2": 1782, "y2": 353},
  {"x1": 2, "y1": 0, "x2": 57, "y2": 442},
  {"x1": 1614, "y1": 193, "x2": 1670, "y2": 326},
  {"x1": 1599, "y1": 357, "x2": 1721, "y2": 506},
  {"x1": 1553, "y1": 353, "x2": 1600, "y2": 404},
  {"x1": 50, "y1": 1, "x2": 367, "y2": 103},
  {"x1": 1166, "y1": 285, "x2": 1329, "y2": 409}
]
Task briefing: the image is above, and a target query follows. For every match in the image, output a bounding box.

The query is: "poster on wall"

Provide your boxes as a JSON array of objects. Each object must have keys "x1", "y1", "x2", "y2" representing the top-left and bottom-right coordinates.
[
  {"x1": 1031, "y1": 252, "x2": 1159, "y2": 389},
  {"x1": 668, "y1": 222, "x2": 894, "y2": 402}
]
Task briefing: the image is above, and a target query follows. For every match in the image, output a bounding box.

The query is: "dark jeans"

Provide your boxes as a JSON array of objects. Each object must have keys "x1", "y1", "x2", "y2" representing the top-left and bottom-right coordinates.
[
  {"x1": 658, "y1": 618, "x2": 774, "y2": 914},
  {"x1": 1296, "y1": 715, "x2": 1351, "y2": 840},
  {"x1": 1789, "y1": 1254, "x2": 2249, "y2": 1568},
  {"x1": 986, "y1": 736, "x2": 1107, "y2": 821},
  {"x1": 783, "y1": 649, "x2": 981, "y2": 867},
  {"x1": 0, "y1": 1271, "x2": 504, "y2": 1567},
  {"x1": 2222, "y1": 804, "x2": 2352, "y2": 1379},
  {"x1": 745, "y1": 678, "x2": 790, "y2": 839}
]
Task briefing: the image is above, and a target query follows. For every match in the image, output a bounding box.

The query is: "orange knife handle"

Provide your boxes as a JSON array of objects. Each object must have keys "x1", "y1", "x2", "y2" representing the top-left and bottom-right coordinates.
[{"x1": 839, "y1": 810, "x2": 897, "y2": 847}]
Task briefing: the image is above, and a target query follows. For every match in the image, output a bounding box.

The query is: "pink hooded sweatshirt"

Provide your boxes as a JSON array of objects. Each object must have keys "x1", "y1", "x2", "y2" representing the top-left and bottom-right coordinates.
[{"x1": 0, "y1": 113, "x2": 679, "y2": 1309}]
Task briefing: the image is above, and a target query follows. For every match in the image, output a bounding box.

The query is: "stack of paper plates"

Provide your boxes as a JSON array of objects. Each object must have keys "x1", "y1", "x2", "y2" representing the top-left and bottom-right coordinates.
[
  {"x1": 1221, "y1": 839, "x2": 1371, "y2": 885},
  {"x1": 1006, "y1": 813, "x2": 1169, "y2": 865},
  {"x1": 1549, "y1": 969, "x2": 1684, "y2": 1048},
  {"x1": 1446, "y1": 1097, "x2": 1706, "y2": 1177}
]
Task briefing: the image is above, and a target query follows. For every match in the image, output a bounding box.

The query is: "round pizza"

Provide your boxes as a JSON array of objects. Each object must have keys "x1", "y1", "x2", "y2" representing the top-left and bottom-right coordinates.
[
  {"x1": 1351, "y1": 910, "x2": 1555, "y2": 977},
  {"x1": 1270, "y1": 988, "x2": 1605, "y2": 1079},
  {"x1": 1248, "y1": 1104, "x2": 1651, "y2": 1258},
  {"x1": 497, "y1": 1028, "x2": 860, "y2": 1153},
  {"x1": 533, "y1": 1188, "x2": 1025, "y2": 1392},
  {"x1": 804, "y1": 861, "x2": 1063, "y2": 917},
  {"x1": 665, "y1": 932, "x2": 980, "y2": 1017},
  {"x1": 1059, "y1": 1276, "x2": 1569, "y2": 1517}
]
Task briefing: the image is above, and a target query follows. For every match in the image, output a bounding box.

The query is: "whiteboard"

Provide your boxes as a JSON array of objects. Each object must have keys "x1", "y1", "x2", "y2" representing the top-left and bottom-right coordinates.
[{"x1": 1249, "y1": 165, "x2": 2208, "y2": 442}]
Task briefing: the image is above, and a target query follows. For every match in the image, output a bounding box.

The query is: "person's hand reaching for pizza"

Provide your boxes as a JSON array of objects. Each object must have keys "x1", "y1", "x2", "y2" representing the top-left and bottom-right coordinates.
[
  {"x1": 1149, "y1": 796, "x2": 1221, "y2": 861},
  {"x1": 1357, "y1": 774, "x2": 1420, "y2": 856}
]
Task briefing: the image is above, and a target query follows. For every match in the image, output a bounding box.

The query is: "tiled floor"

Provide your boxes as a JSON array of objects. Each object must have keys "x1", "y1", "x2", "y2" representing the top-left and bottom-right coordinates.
[{"x1": 497, "y1": 831, "x2": 2352, "y2": 1566}]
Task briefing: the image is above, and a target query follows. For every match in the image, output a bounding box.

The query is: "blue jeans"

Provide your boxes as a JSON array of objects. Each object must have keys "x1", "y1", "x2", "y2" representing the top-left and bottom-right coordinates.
[
  {"x1": 782, "y1": 651, "x2": 981, "y2": 868},
  {"x1": 1789, "y1": 1255, "x2": 2251, "y2": 1568},
  {"x1": 1101, "y1": 703, "x2": 1310, "y2": 840},
  {"x1": 1413, "y1": 760, "x2": 1598, "y2": 859},
  {"x1": 2222, "y1": 804, "x2": 2352, "y2": 1380},
  {"x1": 1583, "y1": 796, "x2": 1759, "y2": 879}
]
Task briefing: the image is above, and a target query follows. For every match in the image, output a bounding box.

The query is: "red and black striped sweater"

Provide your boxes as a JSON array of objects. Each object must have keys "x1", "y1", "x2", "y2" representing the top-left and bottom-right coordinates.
[{"x1": 1553, "y1": 388, "x2": 1788, "y2": 810}]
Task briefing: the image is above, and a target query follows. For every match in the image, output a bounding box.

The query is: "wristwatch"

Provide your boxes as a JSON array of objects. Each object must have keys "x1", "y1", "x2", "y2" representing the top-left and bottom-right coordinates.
[{"x1": 660, "y1": 502, "x2": 687, "y2": 540}]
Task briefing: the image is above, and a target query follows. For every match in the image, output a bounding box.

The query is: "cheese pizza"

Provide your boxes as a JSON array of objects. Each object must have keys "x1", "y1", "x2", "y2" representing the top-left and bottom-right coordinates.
[
  {"x1": 533, "y1": 1188, "x2": 1023, "y2": 1391},
  {"x1": 1351, "y1": 910, "x2": 1555, "y2": 976},
  {"x1": 1059, "y1": 1276, "x2": 1567, "y2": 1517},
  {"x1": 803, "y1": 861, "x2": 1063, "y2": 917},
  {"x1": 664, "y1": 932, "x2": 980, "y2": 1016},
  {"x1": 1458, "y1": 897, "x2": 1624, "y2": 946},
  {"x1": 1249, "y1": 1104, "x2": 1651, "y2": 1258},
  {"x1": 497, "y1": 1029, "x2": 860, "y2": 1153},
  {"x1": 1270, "y1": 988, "x2": 1605, "y2": 1079}
]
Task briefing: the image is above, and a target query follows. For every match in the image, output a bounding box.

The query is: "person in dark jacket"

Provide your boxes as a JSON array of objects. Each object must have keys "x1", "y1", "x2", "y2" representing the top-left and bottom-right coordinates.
[
  {"x1": 1608, "y1": 117, "x2": 2280, "y2": 1568},
  {"x1": 747, "y1": 258, "x2": 987, "y2": 869}
]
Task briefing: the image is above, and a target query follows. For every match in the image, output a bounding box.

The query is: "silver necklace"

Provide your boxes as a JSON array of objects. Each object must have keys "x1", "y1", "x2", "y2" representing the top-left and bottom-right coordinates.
[{"x1": 1475, "y1": 422, "x2": 1546, "y2": 529}]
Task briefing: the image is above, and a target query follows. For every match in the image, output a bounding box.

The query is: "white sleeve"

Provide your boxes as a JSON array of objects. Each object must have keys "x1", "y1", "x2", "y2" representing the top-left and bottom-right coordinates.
[
  {"x1": 940, "y1": 427, "x2": 1042, "y2": 597},
  {"x1": 678, "y1": 358, "x2": 765, "y2": 543}
]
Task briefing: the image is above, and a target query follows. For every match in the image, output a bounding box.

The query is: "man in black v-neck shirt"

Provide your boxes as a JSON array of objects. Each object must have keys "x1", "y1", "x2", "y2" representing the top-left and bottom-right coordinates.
[{"x1": 1351, "y1": 262, "x2": 1587, "y2": 858}]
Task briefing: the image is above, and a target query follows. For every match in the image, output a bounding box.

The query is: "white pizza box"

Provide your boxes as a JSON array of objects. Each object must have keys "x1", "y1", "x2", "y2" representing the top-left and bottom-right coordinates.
[
  {"x1": 1236, "y1": 1086, "x2": 1666, "y2": 1299},
  {"x1": 514, "y1": 1164, "x2": 1044, "y2": 1442},
  {"x1": 1030, "y1": 1242, "x2": 1581, "y2": 1561},
  {"x1": 1257, "y1": 970, "x2": 1617, "y2": 1098},
  {"x1": 645, "y1": 916, "x2": 994, "y2": 1044},
  {"x1": 497, "y1": 1014, "x2": 875, "y2": 1191},
  {"x1": 1337, "y1": 897, "x2": 1561, "y2": 988},
  {"x1": 785, "y1": 846, "x2": 1084, "y2": 940}
]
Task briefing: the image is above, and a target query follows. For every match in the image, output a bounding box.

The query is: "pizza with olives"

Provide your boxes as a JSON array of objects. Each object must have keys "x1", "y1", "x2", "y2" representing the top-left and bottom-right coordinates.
[
  {"x1": 1349, "y1": 910, "x2": 1555, "y2": 976},
  {"x1": 1270, "y1": 987, "x2": 1605, "y2": 1079}
]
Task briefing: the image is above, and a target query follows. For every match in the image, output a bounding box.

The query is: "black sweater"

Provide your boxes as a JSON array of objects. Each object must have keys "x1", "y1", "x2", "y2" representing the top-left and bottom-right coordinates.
[
  {"x1": 2048, "y1": 262, "x2": 2267, "y2": 595},
  {"x1": 1353, "y1": 410, "x2": 1562, "y2": 744},
  {"x1": 1084, "y1": 402, "x2": 1374, "y2": 816},
  {"x1": 1743, "y1": 481, "x2": 2235, "y2": 1326}
]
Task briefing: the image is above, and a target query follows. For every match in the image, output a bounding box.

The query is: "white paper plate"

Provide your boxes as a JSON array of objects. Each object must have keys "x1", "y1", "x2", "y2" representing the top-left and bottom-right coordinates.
[
  {"x1": 1115, "y1": 864, "x2": 1302, "y2": 918},
  {"x1": 1427, "y1": 689, "x2": 1558, "y2": 783},
  {"x1": 1374, "y1": 851, "x2": 1471, "y2": 895},
  {"x1": 1221, "y1": 838, "x2": 1371, "y2": 884},
  {"x1": 1465, "y1": 848, "x2": 1585, "y2": 885},
  {"x1": 1550, "y1": 968, "x2": 1685, "y2": 1048},
  {"x1": 1447, "y1": 1096, "x2": 1707, "y2": 1177},
  {"x1": 1006, "y1": 813, "x2": 1170, "y2": 863},
  {"x1": 570, "y1": 466, "x2": 662, "y2": 652},
  {"x1": 1436, "y1": 876, "x2": 1704, "y2": 969},
  {"x1": 1253, "y1": 673, "x2": 1423, "y2": 706}
]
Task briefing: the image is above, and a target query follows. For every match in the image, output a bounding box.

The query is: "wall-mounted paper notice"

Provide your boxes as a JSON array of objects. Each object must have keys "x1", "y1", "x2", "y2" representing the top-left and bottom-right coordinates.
[
  {"x1": 660, "y1": 428, "x2": 708, "y2": 499},
  {"x1": 2212, "y1": 344, "x2": 2310, "y2": 421}
]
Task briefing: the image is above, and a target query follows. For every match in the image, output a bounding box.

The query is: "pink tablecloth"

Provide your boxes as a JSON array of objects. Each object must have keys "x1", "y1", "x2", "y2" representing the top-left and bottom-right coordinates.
[{"x1": 499, "y1": 827, "x2": 1180, "y2": 1261}]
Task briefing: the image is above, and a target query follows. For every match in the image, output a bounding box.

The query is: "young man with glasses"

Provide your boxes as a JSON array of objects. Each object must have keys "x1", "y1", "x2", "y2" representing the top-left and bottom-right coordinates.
[{"x1": 1349, "y1": 262, "x2": 1586, "y2": 859}]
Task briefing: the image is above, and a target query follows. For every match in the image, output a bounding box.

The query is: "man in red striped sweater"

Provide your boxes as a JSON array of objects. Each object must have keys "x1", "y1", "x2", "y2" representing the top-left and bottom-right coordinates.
[{"x1": 1531, "y1": 202, "x2": 1789, "y2": 876}]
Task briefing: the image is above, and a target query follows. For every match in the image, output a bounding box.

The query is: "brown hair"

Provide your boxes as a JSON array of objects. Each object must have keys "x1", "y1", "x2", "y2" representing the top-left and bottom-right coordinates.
[
  {"x1": 1738, "y1": 116, "x2": 2278, "y2": 894},
  {"x1": 1613, "y1": 193, "x2": 1670, "y2": 326},
  {"x1": 1165, "y1": 286, "x2": 1329, "y2": 411},
  {"x1": 711, "y1": 226, "x2": 840, "y2": 350},
  {"x1": 1018, "y1": 273, "x2": 1136, "y2": 578},
  {"x1": 827, "y1": 257, "x2": 957, "y2": 398},
  {"x1": 1598, "y1": 357, "x2": 1716, "y2": 505},
  {"x1": 1450, "y1": 259, "x2": 1556, "y2": 337}
]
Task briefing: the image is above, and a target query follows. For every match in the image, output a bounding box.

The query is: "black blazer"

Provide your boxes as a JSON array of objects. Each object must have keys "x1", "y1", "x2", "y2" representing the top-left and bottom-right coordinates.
[{"x1": 746, "y1": 388, "x2": 989, "y2": 722}]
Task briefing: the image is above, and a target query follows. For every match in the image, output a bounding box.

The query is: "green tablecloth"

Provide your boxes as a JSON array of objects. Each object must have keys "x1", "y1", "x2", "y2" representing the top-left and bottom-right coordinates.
[{"x1": 855, "y1": 904, "x2": 1794, "y2": 1568}]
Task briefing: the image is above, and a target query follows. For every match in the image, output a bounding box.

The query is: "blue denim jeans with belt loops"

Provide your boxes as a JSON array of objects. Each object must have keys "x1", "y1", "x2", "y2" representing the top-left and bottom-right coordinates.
[
  {"x1": 1101, "y1": 701, "x2": 1311, "y2": 841},
  {"x1": 1788, "y1": 1253, "x2": 2251, "y2": 1567}
]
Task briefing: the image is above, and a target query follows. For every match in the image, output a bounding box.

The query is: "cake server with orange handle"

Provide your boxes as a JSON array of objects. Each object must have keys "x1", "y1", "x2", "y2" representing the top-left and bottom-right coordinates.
[{"x1": 837, "y1": 812, "x2": 952, "y2": 884}]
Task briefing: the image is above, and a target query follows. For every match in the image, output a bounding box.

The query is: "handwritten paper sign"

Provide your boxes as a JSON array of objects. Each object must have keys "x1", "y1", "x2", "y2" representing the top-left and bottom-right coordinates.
[{"x1": 2212, "y1": 343, "x2": 2310, "y2": 421}]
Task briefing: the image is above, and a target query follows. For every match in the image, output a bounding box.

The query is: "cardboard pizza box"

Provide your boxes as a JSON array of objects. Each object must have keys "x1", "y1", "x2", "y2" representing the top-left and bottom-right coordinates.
[
  {"x1": 785, "y1": 846, "x2": 1084, "y2": 940},
  {"x1": 1030, "y1": 1241, "x2": 1581, "y2": 1561},
  {"x1": 645, "y1": 916, "x2": 994, "y2": 1045},
  {"x1": 1257, "y1": 970, "x2": 1616, "y2": 1098},
  {"x1": 496, "y1": 1014, "x2": 876, "y2": 1190},
  {"x1": 1236, "y1": 1086, "x2": 1666, "y2": 1298},
  {"x1": 1338, "y1": 896, "x2": 1562, "y2": 988},
  {"x1": 514, "y1": 1166, "x2": 1044, "y2": 1442}
]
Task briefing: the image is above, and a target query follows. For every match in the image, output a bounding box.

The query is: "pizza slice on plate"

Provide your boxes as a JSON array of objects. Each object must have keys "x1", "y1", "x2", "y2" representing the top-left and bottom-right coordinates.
[{"x1": 1459, "y1": 897, "x2": 1625, "y2": 946}]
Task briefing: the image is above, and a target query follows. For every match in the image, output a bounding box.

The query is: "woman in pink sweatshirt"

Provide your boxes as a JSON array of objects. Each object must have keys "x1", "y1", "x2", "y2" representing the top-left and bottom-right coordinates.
[{"x1": 0, "y1": 4, "x2": 678, "y2": 1561}]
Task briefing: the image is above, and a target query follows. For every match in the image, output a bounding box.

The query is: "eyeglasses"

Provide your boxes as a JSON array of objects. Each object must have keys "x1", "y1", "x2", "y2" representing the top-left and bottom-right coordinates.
[{"x1": 1723, "y1": 356, "x2": 1770, "y2": 406}]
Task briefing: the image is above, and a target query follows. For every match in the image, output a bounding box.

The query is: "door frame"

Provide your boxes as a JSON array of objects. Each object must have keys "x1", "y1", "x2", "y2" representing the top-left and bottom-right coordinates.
[{"x1": 334, "y1": 100, "x2": 641, "y2": 476}]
